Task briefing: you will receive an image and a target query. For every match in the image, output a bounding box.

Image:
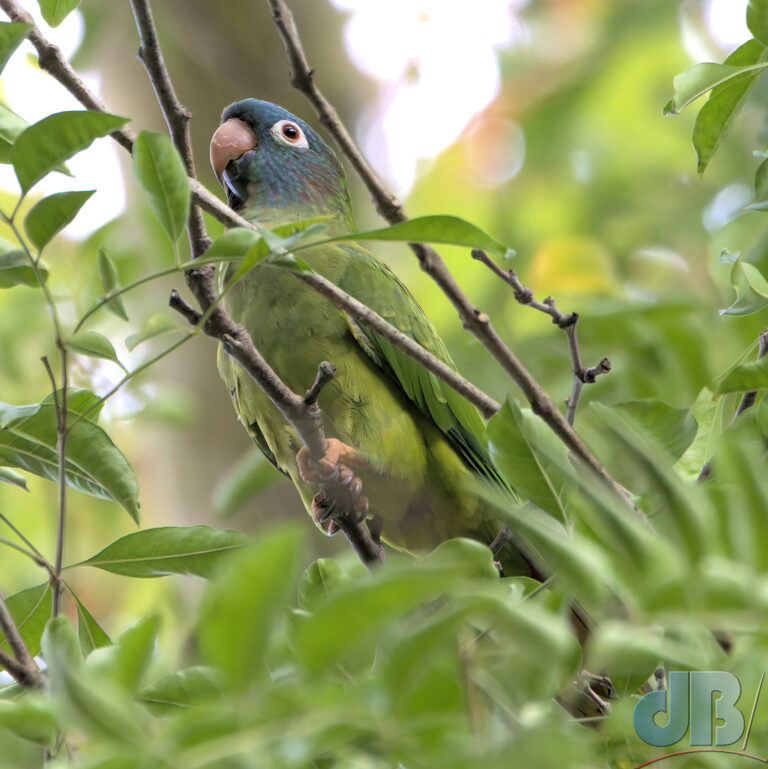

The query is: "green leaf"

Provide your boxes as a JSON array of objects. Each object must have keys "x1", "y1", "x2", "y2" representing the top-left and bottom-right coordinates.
[
  {"x1": 0, "y1": 236, "x2": 47, "y2": 289},
  {"x1": 66, "y1": 329, "x2": 124, "y2": 369},
  {"x1": 212, "y1": 448, "x2": 281, "y2": 517},
  {"x1": 334, "y1": 215, "x2": 513, "y2": 258},
  {"x1": 602, "y1": 400, "x2": 697, "y2": 464},
  {"x1": 109, "y1": 615, "x2": 159, "y2": 692},
  {"x1": 693, "y1": 39, "x2": 767, "y2": 174},
  {"x1": 486, "y1": 399, "x2": 572, "y2": 520},
  {"x1": 24, "y1": 189, "x2": 94, "y2": 250},
  {"x1": 42, "y1": 386, "x2": 104, "y2": 421},
  {"x1": 748, "y1": 0, "x2": 768, "y2": 46},
  {"x1": 0, "y1": 466, "x2": 28, "y2": 490},
  {"x1": 664, "y1": 60, "x2": 768, "y2": 117},
  {"x1": 720, "y1": 253, "x2": 768, "y2": 316},
  {"x1": 0, "y1": 584, "x2": 51, "y2": 668},
  {"x1": 12, "y1": 110, "x2": 127, "y2": 194},
  {"x1": 97, "y1": 248, "x2": 129, "y2": 321},
  {"x1": 198, "y1": 527, "x2": 304, "y2": 688},
  {"x1": 77, "y1": 525, "x2": 248, "y2": 578},
  {"x1": 0, "y1": 103, "x2": 29, "y2": 165},
  {"x1": 74, "y1": 595, "x2": 111, "y2": 656},
  {"x1": 675, "y1": 388, "x2": 724, "y2": 480},
  {"x1": 38, "y1": 0, "x2": 81, "y2": 27},
  {"x1": 0, "y1": 400, "x2": 140, "y2": 521},
  {"x1": 0, "y1": 698, "x2": 57, "y2": 746},
  {"x1": 203, "y1": 227, "x2": 261, "y2": 260},
  {"x1": 125, "y1": 313, "x2": 179, "y2": 352},
  {"x1": 298, "y1": 558, "x2": 349, "y2": 610},
  {"x1": 43, "y1": 616, "x2": 145, "y2": 745},
  {"x1": 0, "y1": 22, "x2": 30, "y2": 75},
  {"x1": 139, "y1": 667, "x2": 220, "y2": 714},
  {"x1": 716, "y1": 355, "x2": 768, "y2": 393},
  {"x1": 754, "y1": 157, "x2": 768, "y2": 210},
  {"x1": 132, "y1": 130, "x2": 190, "y2": 243}
]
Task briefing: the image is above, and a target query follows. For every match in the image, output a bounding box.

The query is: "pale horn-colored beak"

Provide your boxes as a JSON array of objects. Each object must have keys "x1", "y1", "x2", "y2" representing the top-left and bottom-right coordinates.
[{"x1": 210, "y1": 117, "x2": 257, "y2": 186}]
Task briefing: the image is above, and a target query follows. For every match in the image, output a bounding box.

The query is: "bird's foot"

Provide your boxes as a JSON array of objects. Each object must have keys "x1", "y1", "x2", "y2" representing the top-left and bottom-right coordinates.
[{"x1": 297, "y1": 439, "x2": 370, "y2": 536}]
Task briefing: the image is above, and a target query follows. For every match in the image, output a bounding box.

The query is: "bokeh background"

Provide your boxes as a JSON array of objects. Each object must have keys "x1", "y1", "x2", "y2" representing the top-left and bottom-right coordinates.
[{"x1": 0, "y1": 0, "x2": 766, "y2": 645}]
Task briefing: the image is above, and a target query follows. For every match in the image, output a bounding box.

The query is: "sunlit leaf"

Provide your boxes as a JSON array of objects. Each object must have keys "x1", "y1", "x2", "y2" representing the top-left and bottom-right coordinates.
[
  {"x1": 664, "y1": 60, "x2": 768, "y2": 117},
  {"x1": 333, "y1": 215, "x2": 513, "y2": 258},
  {"x1": 0, "y1": 102, "x2": 28, "y2": 164},
  {"x1": 12, "y1": 111, "x2": 127, "y2": 194},
  {"x1": 125, "y1": 313, "x2": 179, "y2": 352},
  {"x1": 24, "y1": 189, "x2": 94, "y2": 250},
  {"x1": 97, "y1": 248, "x2": 129, "y2": 321},
  {"x1": 720, "y1": 253, "x2": 768, "y2": 316},
  {"x1": 66, "y1": 329, "x2": 125, "y2": 369},
  {"x1": 77, "y1": 525, "x2": 248, "y2": 578},
  {"x1": 0, "y1": 466, "x2": 28, "y2": 490},
  {"x1": 198, "y1": 528, "x2": 304, "y2": 688},
  {"x1": 0, "y1": 401, "x2": 140, "y2": 521},
  {"x1": 748, "y1": 0, "x2": 768, "y2": 47},
  {"x1": 0, "y1": 584, "x2": 51, "y2": 670},
  {"x1": 693, "y1": 39, "x2": 767, "y2": 174},
  {"x1": 0, "y1": 22, "x2": 30, "y2": 74},
  {"x1": 38, "y1": 0, "x2": 81, "y2": 27},
  {"x1": 132, "y1": 130, "x2": 190, "y2": 244}
]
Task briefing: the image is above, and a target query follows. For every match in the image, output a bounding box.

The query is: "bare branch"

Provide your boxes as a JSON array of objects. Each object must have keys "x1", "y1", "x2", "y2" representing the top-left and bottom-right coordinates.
[
  {"x1": 472, "y1": 249, "x2": 611, "y2": 425},
  {"x1": 266, "y1": 0, "x2": 632, "y2": 505},
  {"x1": 129, "y1": 0, "x2": 383, "y2": 567}
]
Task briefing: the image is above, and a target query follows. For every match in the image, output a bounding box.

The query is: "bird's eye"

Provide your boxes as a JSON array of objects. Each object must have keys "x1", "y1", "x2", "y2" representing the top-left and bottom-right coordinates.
[{"x1": 271, "y1": 119, "x2": 309, "y2": 148}]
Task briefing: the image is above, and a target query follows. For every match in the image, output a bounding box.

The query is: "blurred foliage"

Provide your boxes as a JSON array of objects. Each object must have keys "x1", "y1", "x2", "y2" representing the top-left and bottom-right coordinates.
[{"x1": 0, "y1": 0, "x2": 766, "y2": 767}]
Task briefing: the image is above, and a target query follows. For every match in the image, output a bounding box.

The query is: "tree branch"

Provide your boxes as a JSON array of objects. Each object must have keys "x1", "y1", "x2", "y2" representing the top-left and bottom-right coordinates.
[
  {"x1": 128, "y1": 0, "x2": 383, "y2": 567},
  {"x1": 470, "y1": 250, "x2": 611, "y2": 424},
  {"x1": 266, "y1": 0, "x2": 632, "y2": 505},
  {"x1": 0, "y1": 594, "x2": 44, "y2": 688}
]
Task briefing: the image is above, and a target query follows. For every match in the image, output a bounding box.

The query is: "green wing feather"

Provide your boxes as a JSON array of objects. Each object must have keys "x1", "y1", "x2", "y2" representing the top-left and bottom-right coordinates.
[{"x1": 333, "y1": 244, "x2": 510, "y2": 492}]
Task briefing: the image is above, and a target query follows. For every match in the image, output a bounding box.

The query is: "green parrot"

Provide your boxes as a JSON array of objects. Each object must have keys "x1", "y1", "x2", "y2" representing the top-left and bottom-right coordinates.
[{"x1": 209, "y1": 98, "x2": 531, "y2": 572}]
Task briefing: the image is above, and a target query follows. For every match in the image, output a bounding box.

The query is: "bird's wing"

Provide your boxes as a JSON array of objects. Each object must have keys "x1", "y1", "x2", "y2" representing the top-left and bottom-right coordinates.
[{"x1": 334, "y1": 243, "x2": 510, "y2": 491}]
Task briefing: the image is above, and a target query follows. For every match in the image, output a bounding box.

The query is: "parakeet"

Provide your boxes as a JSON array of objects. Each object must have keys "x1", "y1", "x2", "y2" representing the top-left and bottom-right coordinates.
[{"x1": 210, "y1": 98, "x2": 529, "y2": 570}]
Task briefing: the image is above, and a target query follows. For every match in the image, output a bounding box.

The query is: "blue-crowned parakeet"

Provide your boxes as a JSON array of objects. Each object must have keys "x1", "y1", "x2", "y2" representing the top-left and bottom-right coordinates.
[{"x1": 210, "y1": 99, "x2": 530, "y2": 572}]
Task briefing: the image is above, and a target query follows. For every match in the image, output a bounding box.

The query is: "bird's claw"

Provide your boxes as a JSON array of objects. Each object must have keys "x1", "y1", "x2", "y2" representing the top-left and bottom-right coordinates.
[{"x1": 298, "y1": 439, "x2": 370, "y2": 535}]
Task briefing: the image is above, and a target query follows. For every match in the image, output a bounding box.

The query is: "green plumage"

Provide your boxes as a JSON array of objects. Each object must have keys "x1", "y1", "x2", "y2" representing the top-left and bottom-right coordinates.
[{"x1": 214, "y1": 99, "x2": 518, "y2": 558}]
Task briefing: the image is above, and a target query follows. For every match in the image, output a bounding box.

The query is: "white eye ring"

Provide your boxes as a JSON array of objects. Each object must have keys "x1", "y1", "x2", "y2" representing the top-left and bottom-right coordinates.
[{"x1": 271, "y1": 119, "x2": 309, "y2": 148}]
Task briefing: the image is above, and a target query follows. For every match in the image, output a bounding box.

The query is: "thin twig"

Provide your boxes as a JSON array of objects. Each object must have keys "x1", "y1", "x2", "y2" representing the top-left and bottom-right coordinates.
[
  {"x1": 471, "y1": 249, "x2": 611, "y2": 424},
  {"x1": 267, "y1": 0, "x2": 630, "y2": 504},
  {"x1": 128, "y1": 0, "x2": 383, "y2": 566},
  {"x1": 0, "y1": 512, "x2": 55, "y2": 576},
  {"x1": 41, "y1": 356, "x2": 67, "y2": 618}
]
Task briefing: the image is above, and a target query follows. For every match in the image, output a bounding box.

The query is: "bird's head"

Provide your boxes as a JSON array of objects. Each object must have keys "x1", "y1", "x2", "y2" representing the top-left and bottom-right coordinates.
[{"x1": 210, "y1": 98, "x2": 353, "y2": 230}]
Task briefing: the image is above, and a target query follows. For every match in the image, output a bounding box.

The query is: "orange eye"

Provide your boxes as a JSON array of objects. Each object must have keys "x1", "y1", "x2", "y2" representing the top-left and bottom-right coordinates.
[{"x1": 271, "y1": 119, "x2": 308, "y2": 148}]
